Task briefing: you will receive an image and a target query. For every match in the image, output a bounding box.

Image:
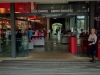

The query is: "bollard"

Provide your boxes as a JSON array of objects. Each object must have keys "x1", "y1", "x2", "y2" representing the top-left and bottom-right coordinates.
[
  {"x1": 98, "y1": 41, "x2": 100, "y2": 59},
  {"x1": 69, "y1": 36, "x2": 77, "y2": 55}
]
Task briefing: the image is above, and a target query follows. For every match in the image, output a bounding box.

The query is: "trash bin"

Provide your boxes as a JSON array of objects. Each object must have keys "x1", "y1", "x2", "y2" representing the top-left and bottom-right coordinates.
[
  {"x1": 98, "y1": 41, "x2": 100, "y2": 59},
  {"x1": 69, "y1": 36, "x2": 77, "y2": 55}
]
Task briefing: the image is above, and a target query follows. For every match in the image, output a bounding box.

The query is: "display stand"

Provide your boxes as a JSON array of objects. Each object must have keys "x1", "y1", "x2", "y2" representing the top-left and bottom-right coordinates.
[{"x1": 32, "y1": 36, "x2": 45, "y2": 47}]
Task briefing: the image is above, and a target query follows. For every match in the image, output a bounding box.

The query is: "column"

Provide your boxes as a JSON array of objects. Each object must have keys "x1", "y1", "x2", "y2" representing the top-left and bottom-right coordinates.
[
  {"x1": 10, "y1": 3, "x2": 16, "y2": 57},
  {"x1": 31, "y1": 2, "x2": 37, "y2": 12},
  {"x1": 89, "y1": 2, "x2": 95, "y2": 28},
  {"x1": 47, "y1": 18, "x2": 50, "y2": 40}
]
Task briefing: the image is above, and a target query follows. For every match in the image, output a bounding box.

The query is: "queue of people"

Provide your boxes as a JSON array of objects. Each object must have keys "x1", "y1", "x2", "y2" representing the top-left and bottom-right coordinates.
[{"x1": 16, "y1": 28, "x2": 46, "y2": 54}]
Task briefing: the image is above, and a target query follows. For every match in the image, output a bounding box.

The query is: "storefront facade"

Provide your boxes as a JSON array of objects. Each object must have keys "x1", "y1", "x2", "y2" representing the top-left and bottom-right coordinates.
[{"x1": 0, "y1": 1, "x2": 96, "y2": 57}]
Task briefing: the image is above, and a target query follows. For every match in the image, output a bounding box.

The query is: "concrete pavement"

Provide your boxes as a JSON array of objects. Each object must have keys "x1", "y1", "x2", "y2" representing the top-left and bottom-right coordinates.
[
  {"x1": 0, "y1": 53, "x2": 91, "y2": 62},
  {"x1": 0, "y1": 60, "x2": 100, "y2": 75}
]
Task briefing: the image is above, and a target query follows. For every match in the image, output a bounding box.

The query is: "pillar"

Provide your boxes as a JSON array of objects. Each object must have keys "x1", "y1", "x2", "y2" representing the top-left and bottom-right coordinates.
[
  {"x1": 10, "y1": 3, "x2": 16, "y2": 57},
  {"x1": 89, "y1": 2, "x2": 95, "y2": 28},
  {"x1": 47, "y1": 18, "x2": 50, "y2": 40},
  {"x1": 31, "y1": 2, "x2": 37, "y2": 12}
]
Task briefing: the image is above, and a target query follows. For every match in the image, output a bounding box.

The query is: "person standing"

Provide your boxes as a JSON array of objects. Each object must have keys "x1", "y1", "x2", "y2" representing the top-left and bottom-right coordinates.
[
  {"x1": 16, "y1": 29, "x2": 22, "y2": 53},
  {"x1": 88, "y1": 28, "x2": 97, "y2": 62},
  {"x1": 28, "y1": 28, "x2": 33, "y2": 41}
]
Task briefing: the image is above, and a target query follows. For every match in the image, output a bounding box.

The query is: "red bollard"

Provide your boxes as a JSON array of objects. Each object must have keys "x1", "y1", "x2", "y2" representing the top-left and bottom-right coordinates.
[
  {"x1": 69, "y1": 36, "x2": 77, "y2": 55},
  {"x1": 98, "y1": 41, "x2": 100, "y2": 59}
]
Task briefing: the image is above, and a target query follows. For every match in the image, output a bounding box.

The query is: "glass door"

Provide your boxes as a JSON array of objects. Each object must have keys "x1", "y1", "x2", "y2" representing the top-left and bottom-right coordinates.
[
  {"x1": 0, "y1": 18, "x2": 12, "y2": 57},
  {"x1": 16, "y1": 18, "x2": 29, "y2": 56},
  {"x1": 76, "y1": 16, "x2": 89, "y2": 40},
  {"x1": 76, "y1": 16, "x2": 89, "y2": 56}
]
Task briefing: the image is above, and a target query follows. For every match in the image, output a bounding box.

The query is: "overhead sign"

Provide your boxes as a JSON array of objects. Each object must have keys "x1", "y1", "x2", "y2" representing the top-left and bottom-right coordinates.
[
  {"x1": 41, "y1": 13, "x2": 62, "y2": 17},
  {"x1": 32, "y1": 9, "x2": 73, "y2": 13}
]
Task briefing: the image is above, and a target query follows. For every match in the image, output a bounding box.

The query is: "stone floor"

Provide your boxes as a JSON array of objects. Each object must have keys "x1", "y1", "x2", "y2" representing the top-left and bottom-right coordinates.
[
  {"x1": 0, "y1": 38, "x2": 92, "y2": 61},
  {"x1": 0, "y1": 37, "x2": 95, "y2": 62},
  {"x1": 0, "y1": 60, "x2": 100, "y2": 75},
  {"x1": 0, "y1": 52, "x2": 91, "y2": 62},
  {"x1": 28, "y1": 52, "x2": 90, "y2": 61}
]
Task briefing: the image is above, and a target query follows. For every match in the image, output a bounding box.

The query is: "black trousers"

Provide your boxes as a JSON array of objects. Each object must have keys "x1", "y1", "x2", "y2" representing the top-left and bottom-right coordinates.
[{"x1": 89, "y1": 44, "x2": 96, "y2": 60}]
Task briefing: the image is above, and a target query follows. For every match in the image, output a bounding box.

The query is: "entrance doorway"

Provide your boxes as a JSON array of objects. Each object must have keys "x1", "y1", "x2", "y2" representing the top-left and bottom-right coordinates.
[
  {"x1": 52, "y1": 23, "x2": 62, "y2": 42},
  {"x1": 50, "y1": 18, "x2": 65, "y2": 41},
  {"x1": 44, "y1": 18, "x2": 67, "y2": 52}
]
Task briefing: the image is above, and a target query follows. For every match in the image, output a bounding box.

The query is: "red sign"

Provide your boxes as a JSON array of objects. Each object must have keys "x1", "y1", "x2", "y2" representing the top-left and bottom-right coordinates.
[
  {"x1": 0, "y1": 3, "x2": 10, "y2": 13},
  {"x1": 15, "y1": 3, "x2": 31, "y2": 13}
]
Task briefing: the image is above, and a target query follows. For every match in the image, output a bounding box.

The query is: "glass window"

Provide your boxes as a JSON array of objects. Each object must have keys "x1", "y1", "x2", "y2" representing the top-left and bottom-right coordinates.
[{"x1": 0, "y1": 18, "x2": 12, "y2": 57}]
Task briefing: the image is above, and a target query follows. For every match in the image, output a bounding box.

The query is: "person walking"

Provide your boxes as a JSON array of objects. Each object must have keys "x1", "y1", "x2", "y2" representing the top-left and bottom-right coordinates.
[{"x1": 88, "y1": 28, "x2": 97, "y2": 62}]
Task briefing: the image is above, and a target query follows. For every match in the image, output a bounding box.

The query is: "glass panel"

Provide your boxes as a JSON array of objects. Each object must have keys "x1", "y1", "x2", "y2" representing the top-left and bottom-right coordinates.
[
  {"x1": 76, "y1": 16, "x2": 85, "y2": 36},
  {"x1": 16, "y1": 19, "x2": 29, "y2": 56},
  {"x1": 77, "y1": 20, "x2": 85, "y2": 30},
  {"x1": 0, "y1": 18, "x2": 11, "y2": 57},
  {"x1": 16, "y1": 16, "x2": 46, "y2": 56},
  {"x1": 76, "y1": 16, "x2": 89, "y2": 56},
  {"x1": 77, "y1": 19, "x2": 85, "y2": 43}
]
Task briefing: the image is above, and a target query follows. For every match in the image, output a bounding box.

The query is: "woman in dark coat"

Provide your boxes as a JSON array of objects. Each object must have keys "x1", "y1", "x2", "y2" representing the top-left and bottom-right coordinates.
[{"x1": 88, "y1": 28, "x2": 97, "y2": 62}]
